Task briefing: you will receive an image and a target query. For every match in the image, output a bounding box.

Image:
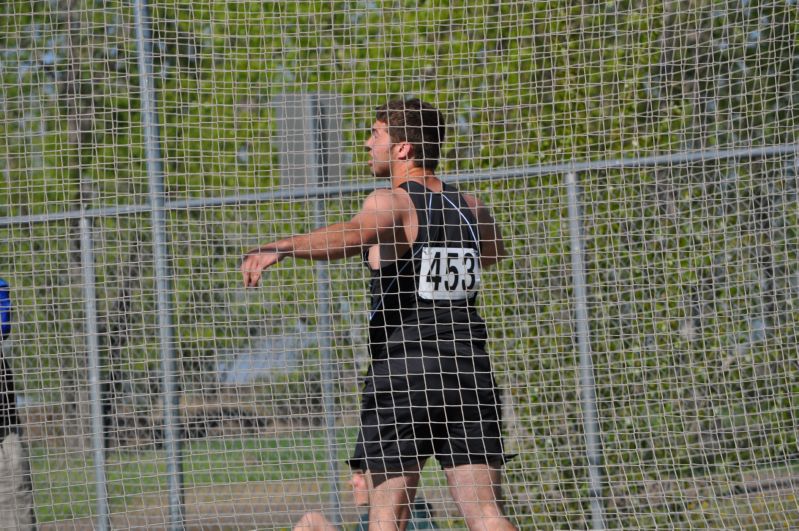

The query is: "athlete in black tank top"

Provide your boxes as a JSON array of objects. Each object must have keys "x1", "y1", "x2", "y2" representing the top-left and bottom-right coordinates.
[
  {"x1": 366, "y1": 180, "x2": 486, "y2": 357},
  {"x1": 242, "y1": 99, "x2": 516, "y2": 530}
]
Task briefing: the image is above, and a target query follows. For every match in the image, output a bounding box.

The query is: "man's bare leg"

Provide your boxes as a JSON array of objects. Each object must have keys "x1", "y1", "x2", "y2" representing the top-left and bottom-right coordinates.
[
  {"x1": 293, "y1": 511, "x2": 336, "y2": 531},
  {"x1": 367, "y1": 471, "x2": 421, "y2": 531},
  {"x1": 445, "y1": 464, "x2": 516, "y2": 531}
]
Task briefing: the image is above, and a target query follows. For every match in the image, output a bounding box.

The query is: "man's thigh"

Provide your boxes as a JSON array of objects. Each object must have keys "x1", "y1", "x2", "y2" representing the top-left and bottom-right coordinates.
[{"x1": 444, "y1": 463, "x2": 503, "y2": 503}]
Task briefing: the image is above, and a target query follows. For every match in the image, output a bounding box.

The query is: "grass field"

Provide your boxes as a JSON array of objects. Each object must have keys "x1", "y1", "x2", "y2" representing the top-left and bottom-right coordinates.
[
  {"x1": 31, "y1": 434, "x2": 346, "y2": 523},
  {"x1": 30, "y1": 434, "x2": 799, "y2": 529}
]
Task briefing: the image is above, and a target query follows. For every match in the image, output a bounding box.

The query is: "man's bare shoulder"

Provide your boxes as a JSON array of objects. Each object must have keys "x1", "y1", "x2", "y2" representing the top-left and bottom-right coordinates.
[{"x1": 362, "y1": 187, "x2": 414, "y2": 212}]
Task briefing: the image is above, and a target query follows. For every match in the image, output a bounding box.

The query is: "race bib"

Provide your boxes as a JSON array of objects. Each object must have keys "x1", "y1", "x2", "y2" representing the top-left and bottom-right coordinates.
[{"x1": 418, "y1": 247, "x2": 480, "y2": 301}]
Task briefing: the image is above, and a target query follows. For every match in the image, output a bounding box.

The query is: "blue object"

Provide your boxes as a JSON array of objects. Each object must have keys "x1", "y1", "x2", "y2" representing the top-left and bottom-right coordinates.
[{"x1": 0, "y1": 278, "x2": 10, "y2": 340}]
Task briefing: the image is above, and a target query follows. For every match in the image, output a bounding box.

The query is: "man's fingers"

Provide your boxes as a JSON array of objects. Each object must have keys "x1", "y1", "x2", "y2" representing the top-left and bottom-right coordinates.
[
  {"x1": 243, "y1": 272, "x2": 260, "y2": 288},
  {"x1": 241, "y1": 252, "x2": 280, "y2": 287},
  {"x1": 241, "y1": 255, "x2": 270, "y2": 287},
  {"x1": 241, "y1": 256, "x2": 257, "y2": 287}
]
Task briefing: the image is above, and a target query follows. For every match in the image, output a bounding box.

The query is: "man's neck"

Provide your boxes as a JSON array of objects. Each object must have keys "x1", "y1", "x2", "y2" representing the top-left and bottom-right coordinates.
[{"x1": 390, "y1": 165, "x2": 440, "y2": 190}]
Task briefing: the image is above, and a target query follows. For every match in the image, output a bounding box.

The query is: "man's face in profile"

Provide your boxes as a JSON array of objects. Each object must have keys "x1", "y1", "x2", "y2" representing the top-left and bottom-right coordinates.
[{"x1": 364, "y1": 121, "x2": 394, "y2": 178}]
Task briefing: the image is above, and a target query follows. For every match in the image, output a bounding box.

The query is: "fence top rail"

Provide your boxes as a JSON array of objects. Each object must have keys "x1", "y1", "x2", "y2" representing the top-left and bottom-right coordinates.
[{"x1": 1, "y1": 144, "x2": 796, "y2": 228}]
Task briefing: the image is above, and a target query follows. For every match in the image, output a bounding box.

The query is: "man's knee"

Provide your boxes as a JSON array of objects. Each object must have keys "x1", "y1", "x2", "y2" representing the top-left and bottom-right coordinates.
[{"x1": 444, "y1": 464, "x2": 515, "y2": 531}]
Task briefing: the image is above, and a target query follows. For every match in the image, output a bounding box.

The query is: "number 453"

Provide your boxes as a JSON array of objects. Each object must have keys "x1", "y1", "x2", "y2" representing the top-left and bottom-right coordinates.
[{"x1": 418, "y1": 247, "x2": 480, "y2": 301}]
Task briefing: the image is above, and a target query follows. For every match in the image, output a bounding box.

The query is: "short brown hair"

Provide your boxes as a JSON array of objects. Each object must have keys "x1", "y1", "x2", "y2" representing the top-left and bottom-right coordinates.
[{"x1": 375, "y1": 99, "x2": 445, "y2": 170}]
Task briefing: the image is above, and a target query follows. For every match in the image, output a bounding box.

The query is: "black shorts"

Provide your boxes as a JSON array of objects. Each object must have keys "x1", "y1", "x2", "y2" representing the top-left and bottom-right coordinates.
[{"x1": 350, "y1": 336, "x2": 510, "y2": 476}]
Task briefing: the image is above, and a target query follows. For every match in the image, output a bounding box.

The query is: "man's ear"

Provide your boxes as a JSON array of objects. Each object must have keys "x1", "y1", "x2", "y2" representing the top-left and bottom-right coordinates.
[{"x1": 394, "y1": 142, "x2": 413, "y2": 161}]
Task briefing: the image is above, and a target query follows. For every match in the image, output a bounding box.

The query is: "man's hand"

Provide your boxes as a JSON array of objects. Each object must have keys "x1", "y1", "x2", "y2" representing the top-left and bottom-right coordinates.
[{"x1": 241, "y1": 249, "x2": 282, "y2": 288}]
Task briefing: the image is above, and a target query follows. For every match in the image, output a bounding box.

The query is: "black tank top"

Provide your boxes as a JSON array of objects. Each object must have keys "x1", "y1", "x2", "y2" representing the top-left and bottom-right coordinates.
[{"x1": 366, "y1": 181, "x2": 487, "y2": 358}]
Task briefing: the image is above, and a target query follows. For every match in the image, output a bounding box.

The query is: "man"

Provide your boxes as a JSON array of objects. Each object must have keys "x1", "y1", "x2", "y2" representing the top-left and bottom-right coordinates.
[
  {"x1": 0, "y1": 278, "x2": 35, "y2": 530},
  {"x1": 293, "y1": 470, "x2": 435, "y2": 530},
  {"x1": 242, "y1": 99, "x2": 515, "y2": 531}
]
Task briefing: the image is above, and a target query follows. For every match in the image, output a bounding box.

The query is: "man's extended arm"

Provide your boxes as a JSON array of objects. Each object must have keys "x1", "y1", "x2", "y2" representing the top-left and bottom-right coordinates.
[{"x1": 241, "y1": 189, "x2": 408, "y2": 287}]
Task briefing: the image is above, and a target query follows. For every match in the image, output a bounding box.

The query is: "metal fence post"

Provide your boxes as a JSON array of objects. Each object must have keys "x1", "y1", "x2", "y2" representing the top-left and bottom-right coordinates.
[
  {"x1": 312, "y1": 94, "x2": 341, "y2": 525},
  {"x1": 566, "y1": 171, "x2": 606, "y2": 530},
  {"x1": 80, "y1": 215, "x2": 109, "y2": 531},
  {"x1": 133, "y1": 1, "x2": 184, "y2": 529},
  {"x1": 273, "y1": 92, "x2": 344, "y2": 524},
  {"x1": 314, "y1": 203, "x2": 339, "y2": 524}
]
